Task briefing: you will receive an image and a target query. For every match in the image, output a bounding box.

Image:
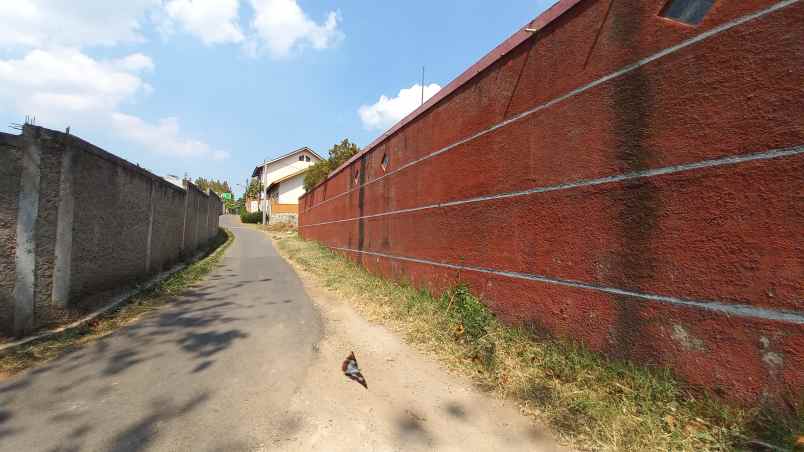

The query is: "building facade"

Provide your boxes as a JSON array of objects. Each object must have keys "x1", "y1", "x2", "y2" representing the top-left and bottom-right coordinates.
[{"x1": 247, "y1": 147, "x2": 322, "y2": 217}]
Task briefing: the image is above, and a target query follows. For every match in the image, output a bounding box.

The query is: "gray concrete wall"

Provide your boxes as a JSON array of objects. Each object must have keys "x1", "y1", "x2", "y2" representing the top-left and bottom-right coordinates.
[
  {"x1": 0, "y1": 126, "x2": 222, "y2": 336},
  {"x1": 148, "y1": 182, "x2": 186, "y2": 273},
  {"x1": 32, "y1": 129, "x2": 65, "y2": 328},
  {"x1": 0, "y1": 133, "x2": 21, "y2": 332},
  {"x1": 70, "y1": 137, "x2": 153, "y2": 301}
]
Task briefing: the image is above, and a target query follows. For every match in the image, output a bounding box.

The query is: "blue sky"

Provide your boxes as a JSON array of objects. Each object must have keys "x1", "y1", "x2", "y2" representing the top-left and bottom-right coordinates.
[{"x1": 0, "y1": 1, "x2": 554, "y2": 196}]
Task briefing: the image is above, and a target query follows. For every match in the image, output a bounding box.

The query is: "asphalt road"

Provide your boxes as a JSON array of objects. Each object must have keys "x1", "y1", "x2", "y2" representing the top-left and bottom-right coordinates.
[{"x1": 0, "y1": 216, "x2": 323, "y2": 451}]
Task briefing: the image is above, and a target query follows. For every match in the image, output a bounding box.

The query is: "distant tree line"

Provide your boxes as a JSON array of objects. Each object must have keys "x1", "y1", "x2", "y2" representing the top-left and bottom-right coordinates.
[
  {"x1": 303, "y1": 139, "x2": 360, "y2": 191},
  {"x1": 193, "y1": 177, "x2": 232, "y2": 195},
  {"x1": 193, "y1": 177, "x2": 236, "y2": 212}
]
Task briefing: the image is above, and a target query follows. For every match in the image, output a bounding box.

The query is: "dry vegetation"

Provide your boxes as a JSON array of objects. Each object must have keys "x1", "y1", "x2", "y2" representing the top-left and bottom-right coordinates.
[
  {"x1": 0, "y1": 228, "x2": 234, "y2": 378},
  {"x1": 275, "y1": 233, "x2": 802, "y2": 452}
]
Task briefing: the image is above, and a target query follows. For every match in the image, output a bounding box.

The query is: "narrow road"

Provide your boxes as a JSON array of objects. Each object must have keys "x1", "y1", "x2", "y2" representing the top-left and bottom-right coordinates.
[
  {"x1": 0, "y1": 216, "x2": 323, "y2": 451},
  {"x1": 0, "y1": 216, "x2": 562, "y2": 451}
]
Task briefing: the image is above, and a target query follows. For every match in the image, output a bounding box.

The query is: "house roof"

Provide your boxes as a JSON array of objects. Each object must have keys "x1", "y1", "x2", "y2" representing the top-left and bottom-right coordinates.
[
  {"x1": 266, "y1": 168, "x2": 308, "y2": 191},
  {"x1": 251, "y1": 146, "x2": 323, "y2": 177},
  {"x1": 304, "y1": 0, "x2": 584, "y2": 194}
]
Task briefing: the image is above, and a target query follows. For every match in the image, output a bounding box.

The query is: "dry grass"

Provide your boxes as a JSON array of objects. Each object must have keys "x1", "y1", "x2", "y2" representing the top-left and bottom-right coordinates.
[
  {"x1": 259, "y1": 222, "x2": 297, "y2": 233},
  {"x1": 275, "y1": 233, "x2": 802, "y2": 452},
  {"x1": 0, "y1": 228, "x2": 234, "y2": 377}
]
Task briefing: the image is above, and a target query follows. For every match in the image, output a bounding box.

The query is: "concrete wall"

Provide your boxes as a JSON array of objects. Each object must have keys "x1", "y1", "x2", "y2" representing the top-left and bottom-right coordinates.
[
  {"x1": 0, "y1": 125, "x2": 222, "y2": 335},
  {"x1": 300, "y1": 0, "x2": 804, "y2": 407},
  {"x1": 0, "y1": 132, "x2": 21, "y2": 332}
]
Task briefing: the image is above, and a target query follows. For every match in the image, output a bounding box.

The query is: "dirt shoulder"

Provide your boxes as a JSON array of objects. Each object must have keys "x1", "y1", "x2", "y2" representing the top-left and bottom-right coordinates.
[{"x1": 270, "y1": 235, "x2": 567, "y2": 452}]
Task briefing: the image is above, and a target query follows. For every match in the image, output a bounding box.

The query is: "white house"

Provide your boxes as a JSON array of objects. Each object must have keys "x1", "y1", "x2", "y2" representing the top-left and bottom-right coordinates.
[{"x1": 247, "y1": 147, "x2": 322, "y2": 215}]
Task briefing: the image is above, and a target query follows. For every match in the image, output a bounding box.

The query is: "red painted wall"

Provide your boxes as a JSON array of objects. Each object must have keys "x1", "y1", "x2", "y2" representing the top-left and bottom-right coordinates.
[{"x1": 300, "y1": 0, "x2": 804, "y2": 407}]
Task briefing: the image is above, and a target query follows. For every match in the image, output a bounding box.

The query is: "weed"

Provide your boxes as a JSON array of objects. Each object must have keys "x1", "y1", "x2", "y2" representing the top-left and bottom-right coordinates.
[{"x1": 274, "y1": 233, "x2": 801, "y2": 452}]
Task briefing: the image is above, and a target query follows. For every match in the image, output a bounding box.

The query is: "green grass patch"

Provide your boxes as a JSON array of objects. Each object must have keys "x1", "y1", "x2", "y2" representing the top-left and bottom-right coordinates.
[
  {"x1": 275, "y1": 233, "x2": 802, "y2": 452},
  {"x1": 0, "y1": 228, "x2": 234, "y2": 377}
]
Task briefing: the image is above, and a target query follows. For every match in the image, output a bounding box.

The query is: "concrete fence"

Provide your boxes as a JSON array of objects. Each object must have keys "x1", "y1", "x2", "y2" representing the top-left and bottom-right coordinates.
[
  {"x1": 0, "y1": 125, "x2": 222, "y2": 336},
  {"x1": 300, "y1": 0, "x2": 803, "y2": 407}
]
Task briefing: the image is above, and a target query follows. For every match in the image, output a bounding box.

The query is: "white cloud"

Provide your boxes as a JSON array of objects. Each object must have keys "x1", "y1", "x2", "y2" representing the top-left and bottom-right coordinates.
[
  {"x1": 249, "y1": 0, "x2": 343, "y2": 58},
  {"x1": 0, "y1": 0, "x2": 159, "y2": 49},
  {"x1": 0, "y1": 48, "x2": 227, "y2": 160},
  {"x1": 0, "y1": 2, "x2": 235, "y2": 161},
  {"x1": 0, "y1": 48, "x2": 150, "y2": 114},
  {"x1": 163, "y1": 0, "x2": 244, "y2": 45},
  {"x1": 113, "y1": 53, "x2": 155, "y2": 72},
  {"x1": 111, "y1": 113, "x2": 230, "y2": 160},
  {"x1": 358, "y1": 83, "x2": 442, "y2": 131}
]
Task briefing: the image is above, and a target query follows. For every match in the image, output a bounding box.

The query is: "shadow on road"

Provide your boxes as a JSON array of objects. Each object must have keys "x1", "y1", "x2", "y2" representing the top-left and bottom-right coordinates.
[{"x1": 0, "y1": 275, "x2": 254, "y2": 450}]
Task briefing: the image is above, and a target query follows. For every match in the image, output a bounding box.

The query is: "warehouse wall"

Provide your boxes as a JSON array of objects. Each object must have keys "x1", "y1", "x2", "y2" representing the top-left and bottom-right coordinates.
[
  {"x1": 300, "y1": 0, "x2": 804, "y2": 406},
  {"x1": 0, "y1": 126, "x2": 222, "y2": 335}
]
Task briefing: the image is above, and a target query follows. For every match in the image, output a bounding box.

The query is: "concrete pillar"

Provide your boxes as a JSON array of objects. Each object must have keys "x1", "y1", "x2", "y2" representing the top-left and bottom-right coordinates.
[
  {"x1": 181, "y1": 181, "x2": 189, "y2": 254},
  {"x1": 145, "y1": 181, "x2": 156, "y2": 272},
  {"x1": 13, "y1": 137, "x2": 41, "y2": 335},
  {"x1": 52, "y1": 146, "x2": 75, "y2": 307},
  {"x1": 209, "y1": 193, "x2": 213, "y2": 242}
]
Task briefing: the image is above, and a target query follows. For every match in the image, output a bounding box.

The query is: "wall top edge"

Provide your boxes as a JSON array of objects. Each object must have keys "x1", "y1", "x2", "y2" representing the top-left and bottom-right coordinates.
[
  {"x1": 301, "y1": 0, "x2": 585, "y2": 198},
  {"x1": 22, "y1": 124, "x2": 216, "y2": 198}
]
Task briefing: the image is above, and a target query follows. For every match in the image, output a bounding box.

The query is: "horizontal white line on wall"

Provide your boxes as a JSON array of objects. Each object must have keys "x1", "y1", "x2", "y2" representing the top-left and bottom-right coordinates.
[
  {"x1": 302, "y1": 0, "x2": 801, "y2": 214},
  {"x1": 300, "y1": 145, "x2": 804, "y2": 228},
  {"x1": 329, "y1": 246, "x2": 804, "y2": 325}
]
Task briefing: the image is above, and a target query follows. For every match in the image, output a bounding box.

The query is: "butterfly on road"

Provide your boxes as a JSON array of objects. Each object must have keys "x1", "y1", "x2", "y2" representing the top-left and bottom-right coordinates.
[{"x1": 342, "y1": 351, "x2": 367, "y2": 389}]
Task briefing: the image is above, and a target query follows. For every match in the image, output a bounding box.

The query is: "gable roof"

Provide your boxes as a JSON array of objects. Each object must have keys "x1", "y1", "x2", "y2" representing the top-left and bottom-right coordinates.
[{"x1": 252, "y1": 146, "x2": 323, "y2": 177}]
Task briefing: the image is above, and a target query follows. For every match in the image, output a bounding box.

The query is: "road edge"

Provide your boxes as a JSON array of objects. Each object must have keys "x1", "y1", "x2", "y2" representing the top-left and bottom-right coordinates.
[{"x1": 0, "y1": 227, "x2": 235, "y2": 356}]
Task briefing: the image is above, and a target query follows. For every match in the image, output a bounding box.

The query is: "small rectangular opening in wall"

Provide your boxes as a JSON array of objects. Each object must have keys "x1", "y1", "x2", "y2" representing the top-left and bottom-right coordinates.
[{"x1": 660, "y1": 0, "x2": 715, "y2": 25}]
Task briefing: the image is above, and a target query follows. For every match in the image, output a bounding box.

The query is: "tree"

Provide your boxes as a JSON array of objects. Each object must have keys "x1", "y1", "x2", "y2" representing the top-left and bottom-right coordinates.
[
  {"x1": 303, "y1": 160, "x2": 331, "y2": 192},
  {"x1": 244, "y1": 179, "x2": 263, "y2": 200},
  {"x1": 303, "y1": 139, "x2": 360, "y2": 191},
  {"x1": 193, "y1": 177, "x2": 232, "y2": 195}
]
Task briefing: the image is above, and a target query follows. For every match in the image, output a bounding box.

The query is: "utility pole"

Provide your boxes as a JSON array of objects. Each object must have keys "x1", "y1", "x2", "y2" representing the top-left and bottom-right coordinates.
[
  {"x1": 421, "y1": 66, "x2": 425, "y2": 106},
  {"x1": 261, "y1": 159, "x2": 268, "y2": 225}
]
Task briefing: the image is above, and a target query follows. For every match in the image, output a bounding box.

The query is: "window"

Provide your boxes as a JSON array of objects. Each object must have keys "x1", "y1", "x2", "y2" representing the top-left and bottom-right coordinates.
[
  {"x1": 299, "y1": 155, "x2": 304, "y2": 161},
  {"x1": 381, "y1": 153, "x2": 389, "y2": 172},
  {"x1": 305, "y1": 155, "x2": 311, "y2": 162},
  {"x1": 660, "y1": 0, "x2": 715, "y2": 25}
]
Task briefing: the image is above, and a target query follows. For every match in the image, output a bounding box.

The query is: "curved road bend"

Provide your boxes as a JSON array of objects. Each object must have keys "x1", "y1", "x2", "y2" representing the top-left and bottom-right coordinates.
[{"x1": 0, "y1": 215, "x2": 322, "y2": 451}]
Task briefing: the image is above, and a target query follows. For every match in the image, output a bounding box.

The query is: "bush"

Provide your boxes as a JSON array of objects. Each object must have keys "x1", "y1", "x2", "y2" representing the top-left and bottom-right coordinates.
[{"x1": 240, "y1": 211, "x2": 263, "y2": 224}]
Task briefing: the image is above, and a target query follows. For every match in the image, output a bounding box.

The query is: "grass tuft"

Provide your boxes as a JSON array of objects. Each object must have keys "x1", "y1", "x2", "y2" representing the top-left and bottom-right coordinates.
[
  {"x1": 0, "y1": 228, "x2": 234, "y2": 377},
  {"x1": 275, "y1": 233, "x2": 802, "y2": 452}
]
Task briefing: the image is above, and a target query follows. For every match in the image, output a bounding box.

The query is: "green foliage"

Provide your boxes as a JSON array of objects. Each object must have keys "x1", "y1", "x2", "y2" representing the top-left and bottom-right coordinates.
[
  {"x1": 191, "y1": 177, "x2": 237, "y2": 212},
  {"x1": 245, "y1": 179, "x2": 263, "y2": 199},
  {"x1": 240, "y1": 210, "x2": 263, "y2": 224},
  {"x1": 441, "y1": 284, "x2": 494, "y2": 343},
  {"x1": 328, "y1": 138, "x2": 360, "y2": 167},
  {"x1": 223, "y1": 198, "x2": 238, "y2": 213},
  {"x1": 303, "y1": 160, "x2": 332, "y2": 191},
  {"x1": 303, "y1": 139, "x2": 360, "y2": 191},
  {"x1": 193, "y1": 177, "x2": 232, "y2": 195}
]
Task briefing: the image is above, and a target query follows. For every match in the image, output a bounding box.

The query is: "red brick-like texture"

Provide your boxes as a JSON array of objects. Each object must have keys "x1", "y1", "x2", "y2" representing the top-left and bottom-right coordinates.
[{"x1": 300, "y1": 0, "x2": 804, "y2": 406}]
